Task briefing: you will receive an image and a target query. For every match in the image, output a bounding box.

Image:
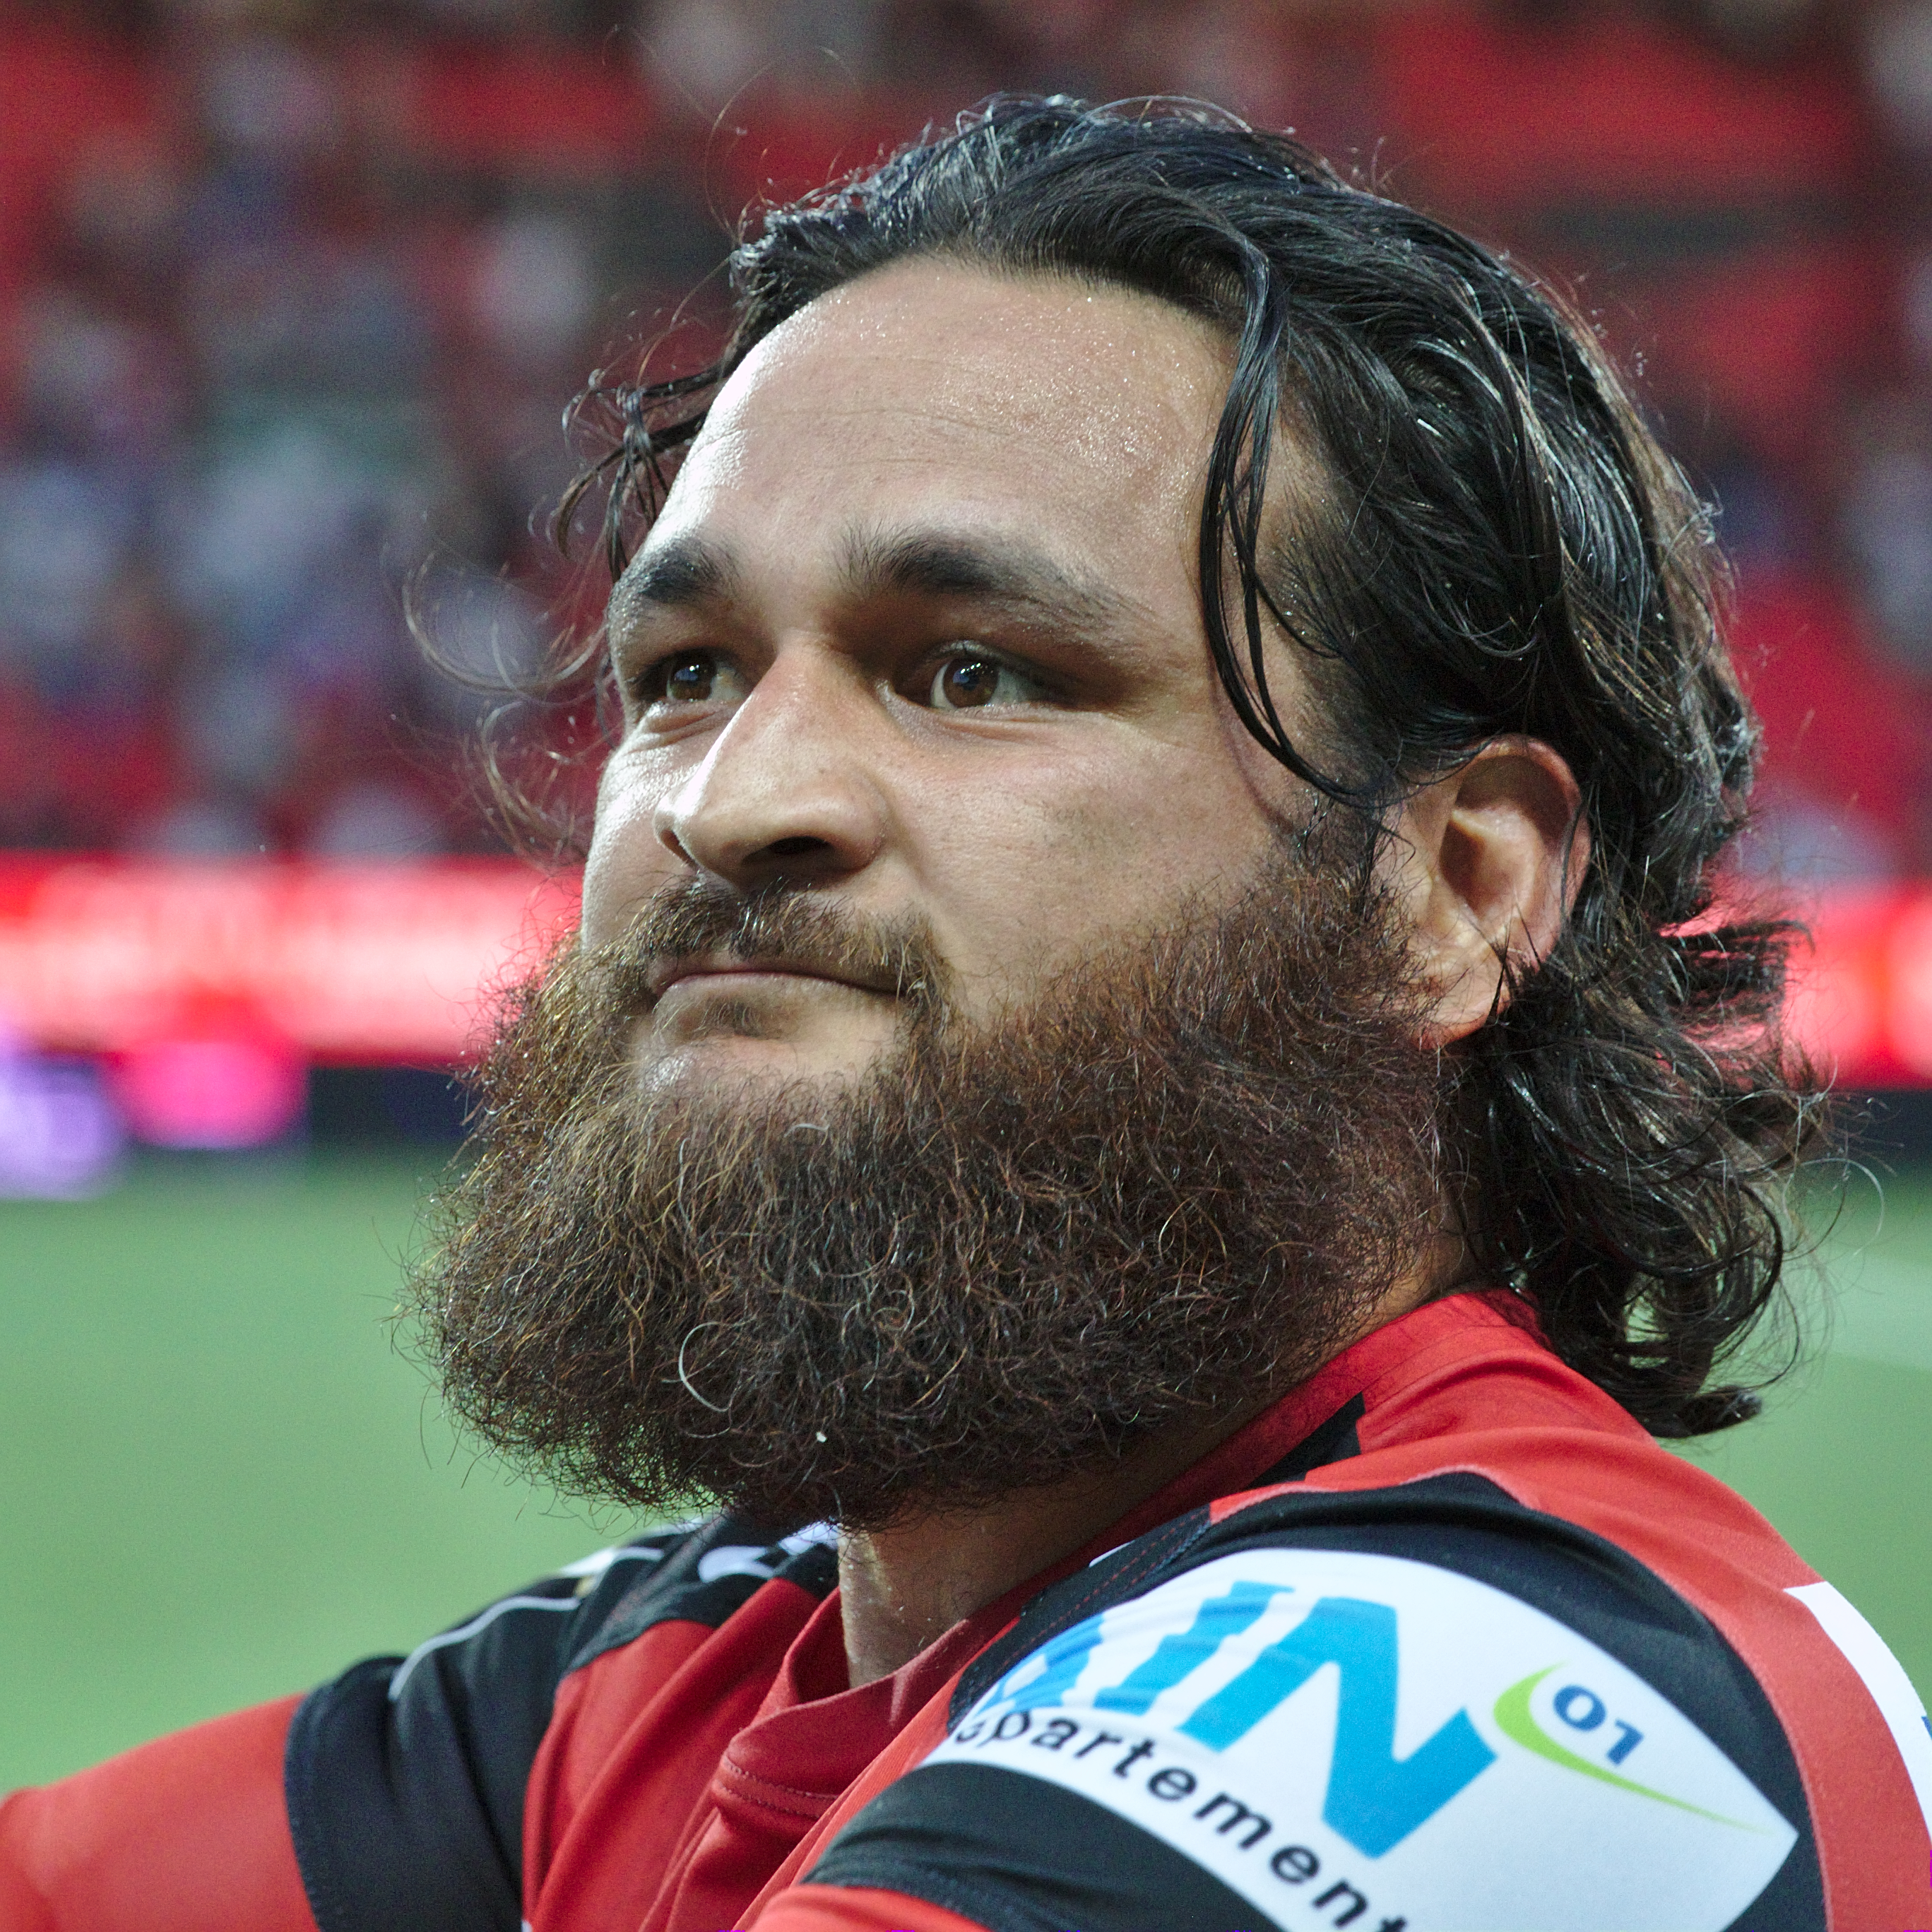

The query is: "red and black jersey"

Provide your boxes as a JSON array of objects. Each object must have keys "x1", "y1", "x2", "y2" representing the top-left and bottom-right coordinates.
[{"x1": 6, "y1": 1292, "x2": 1930, "y2": 1930}]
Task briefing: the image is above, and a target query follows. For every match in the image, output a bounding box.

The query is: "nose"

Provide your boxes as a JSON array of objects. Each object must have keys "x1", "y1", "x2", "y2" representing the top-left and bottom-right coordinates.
[{"x1": 653, "y1": 649, "x2": 889, "y2": 891}]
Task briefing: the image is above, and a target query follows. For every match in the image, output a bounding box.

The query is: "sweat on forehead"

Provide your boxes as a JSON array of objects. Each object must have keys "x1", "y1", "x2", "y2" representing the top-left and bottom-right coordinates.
[
  {"x1": 660, "y1": 261, "x2": 1235, "y2": 528},
  {"x1": 739, "y1": 259, "x2": 1231, "y2": 421}
]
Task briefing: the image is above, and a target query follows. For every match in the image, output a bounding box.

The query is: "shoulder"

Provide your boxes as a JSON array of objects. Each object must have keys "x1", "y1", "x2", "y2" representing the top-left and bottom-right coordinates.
[
  {"x1": 286, "y1": 1514, "x2": 837, "y2": 1932},
  {"x1": 803, "y1": 1471, "x2": 1827, "y2": 1932}
]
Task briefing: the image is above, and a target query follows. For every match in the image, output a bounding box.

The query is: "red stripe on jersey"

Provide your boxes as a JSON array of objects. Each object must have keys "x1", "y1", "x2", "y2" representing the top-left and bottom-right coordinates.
[
  {"x1": 526, "y1": 1599, "x2": 814, "y2": 1931},
  {"x1": 732, "y1": 1657, "x2": 966, "y2": 1924}
]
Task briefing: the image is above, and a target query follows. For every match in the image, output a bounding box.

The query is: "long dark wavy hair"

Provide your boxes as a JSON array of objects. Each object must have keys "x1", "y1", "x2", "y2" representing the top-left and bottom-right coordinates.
[{"x1": 489, "y1": 96, "x2": 1825, "y2": 1438}]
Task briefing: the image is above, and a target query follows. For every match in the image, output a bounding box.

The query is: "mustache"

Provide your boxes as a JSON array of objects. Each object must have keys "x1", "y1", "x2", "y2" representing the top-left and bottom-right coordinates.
[{"x1": 592, "y1": 876, "x2": 954, "y2": 1020}]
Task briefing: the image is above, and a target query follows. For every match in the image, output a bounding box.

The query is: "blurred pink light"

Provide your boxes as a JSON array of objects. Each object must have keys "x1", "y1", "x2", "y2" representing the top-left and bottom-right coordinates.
[{"x1": 109, "y1": 1030, "x2": 304, "y2": 1151}]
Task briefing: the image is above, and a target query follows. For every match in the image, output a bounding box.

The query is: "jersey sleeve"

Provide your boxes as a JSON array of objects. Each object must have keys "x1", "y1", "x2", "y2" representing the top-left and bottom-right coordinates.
[
  {"x1": 793, "y1": 1475, "x2": 1831, "y2": 1932},
  {"x1": 0, "y1": 1527, "x2": 689, "y2": 1932},
  {"x1": 0, "y1": 1697, "x2": 313, "y2": 1932},
  {"x1": 285, "y1": 1520, "x2": 720, "y2": 1932}
]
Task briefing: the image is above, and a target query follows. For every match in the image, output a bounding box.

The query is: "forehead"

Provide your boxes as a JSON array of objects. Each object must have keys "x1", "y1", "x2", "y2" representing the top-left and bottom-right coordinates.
[{"x1": 640, "y1": 260, "x2": 1233, "y2": 593}]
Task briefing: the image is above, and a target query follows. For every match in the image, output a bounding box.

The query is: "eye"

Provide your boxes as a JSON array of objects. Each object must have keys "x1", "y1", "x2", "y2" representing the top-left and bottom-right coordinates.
[
  {"x1": 925, "y1": 650, "x2": 1050, "y2": 711},
  {"x1": 636, "y1": 649, "x2": 748, "y2": 713}
]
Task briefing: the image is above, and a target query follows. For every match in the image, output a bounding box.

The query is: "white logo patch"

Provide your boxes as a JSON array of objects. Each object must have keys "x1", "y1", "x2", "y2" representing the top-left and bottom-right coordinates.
[{"x1": 929, "y1": 1550, "x2": 1797, "y2": 1931}]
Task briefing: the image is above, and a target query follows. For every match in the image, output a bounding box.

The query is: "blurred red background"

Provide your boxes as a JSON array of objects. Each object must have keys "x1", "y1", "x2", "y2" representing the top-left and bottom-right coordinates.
[{"x1": 3, "y1": 0, "x2": 1931, "y2": 1154}]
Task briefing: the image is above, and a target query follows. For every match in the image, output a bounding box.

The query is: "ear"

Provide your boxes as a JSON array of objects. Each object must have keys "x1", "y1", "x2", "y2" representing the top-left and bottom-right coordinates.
[{"x1": 1384, "y1": 737, "x2": 1590, "y2": 1047}]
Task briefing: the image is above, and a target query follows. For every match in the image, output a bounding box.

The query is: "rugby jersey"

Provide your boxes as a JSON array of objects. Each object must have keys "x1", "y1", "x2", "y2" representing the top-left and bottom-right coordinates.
[{"x1": 4, "y1": 1291, "x2": 1929, "y2": 1930}]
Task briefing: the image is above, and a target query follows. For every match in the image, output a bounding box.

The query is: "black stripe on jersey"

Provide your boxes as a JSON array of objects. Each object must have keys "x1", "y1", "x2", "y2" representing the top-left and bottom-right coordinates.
[
  {"x1": 807, "y1": 1762, "x2": 1279, "y2": 1932},
  {"x1": 287, "y1": 1654, "x2": 523, "y2": 1932},
  {"x1": 1249, "y1": 1393, "x2": 1364, "y2": 1488},
  {"x1": 284, "y1": 1514, "x2": 835, "y2": 1932},
  {"x1": 915, "y1": 1473, "x2": 1820, "y2": 1932}
]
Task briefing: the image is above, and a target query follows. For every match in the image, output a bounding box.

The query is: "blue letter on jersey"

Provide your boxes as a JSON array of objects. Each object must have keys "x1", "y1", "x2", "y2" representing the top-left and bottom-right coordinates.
[
  {"x1": 1094, "y1": 1581, "x2": 1293, "y2": 1719},
  {"x1": 1178, "y1": 1595, "x2": 1497, "y2": 1856}
]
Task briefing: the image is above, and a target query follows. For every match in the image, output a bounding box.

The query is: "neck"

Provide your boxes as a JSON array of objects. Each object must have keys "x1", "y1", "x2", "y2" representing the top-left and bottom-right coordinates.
[
  {"x1": 834, "y1": 1262, "x2": 1456, "y2": 1688},
  {"x1": 836, "y1": 1398, "x2": 1267, "y2": 1688}
]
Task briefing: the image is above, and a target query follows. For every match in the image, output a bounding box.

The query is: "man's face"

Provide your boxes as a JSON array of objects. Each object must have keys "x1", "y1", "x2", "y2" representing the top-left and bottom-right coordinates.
[{"x1": 588, "y1": 259, "x2": 1315, "y2": 1089}]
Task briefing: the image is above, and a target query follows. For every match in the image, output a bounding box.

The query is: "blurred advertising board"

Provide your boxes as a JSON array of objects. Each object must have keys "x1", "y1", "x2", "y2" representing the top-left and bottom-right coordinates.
[
  {"x1": 0, "y1": 858, "x2": 578, "y2": 1067},
  {"x1": 1784, "y1": 887, "x2": 1932, "y2": 1089},
  {"x1": 0, "y1": 858, "x2": 1927, "y2": 1086}
]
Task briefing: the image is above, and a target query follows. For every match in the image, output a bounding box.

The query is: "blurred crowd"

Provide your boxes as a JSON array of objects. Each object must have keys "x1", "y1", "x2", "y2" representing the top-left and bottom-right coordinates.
[{"x1": 1, "y1": 0, "x2": 1931, "y2": 882}]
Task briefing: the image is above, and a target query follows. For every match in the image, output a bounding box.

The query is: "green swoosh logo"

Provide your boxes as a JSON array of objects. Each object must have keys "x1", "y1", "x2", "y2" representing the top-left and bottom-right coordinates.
[{"x1": 1493, "y1": 1667, "x2": 1765, "y2": 1832}]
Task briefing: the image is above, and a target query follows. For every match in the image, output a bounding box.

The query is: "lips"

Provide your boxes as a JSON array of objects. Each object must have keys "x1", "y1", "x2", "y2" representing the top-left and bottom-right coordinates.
[{"x1": 644, "y1": 954, "x2": 895, "y2": 1004}]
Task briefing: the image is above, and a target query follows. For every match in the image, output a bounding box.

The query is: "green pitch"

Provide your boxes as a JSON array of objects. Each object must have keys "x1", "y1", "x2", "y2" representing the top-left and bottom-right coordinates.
[
  {"x1": 2, "y1": 1151, "x2": 1928, "y2": 1792},
  {"x1": 1, "y1": 1153, "x2": 610, "y2": 1790}
]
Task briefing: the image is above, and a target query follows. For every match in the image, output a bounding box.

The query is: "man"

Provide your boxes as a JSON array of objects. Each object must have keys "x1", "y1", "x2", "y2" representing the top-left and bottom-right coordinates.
[{"x1": 4, "y1": 97, "x2": 1929, "y2": 1931}]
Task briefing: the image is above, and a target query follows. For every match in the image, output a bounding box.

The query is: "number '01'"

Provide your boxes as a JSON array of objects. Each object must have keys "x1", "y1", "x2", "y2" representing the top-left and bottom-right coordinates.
[{"x1": 1551, "y1": 1683, "x2": 1643, "y2": 1765}]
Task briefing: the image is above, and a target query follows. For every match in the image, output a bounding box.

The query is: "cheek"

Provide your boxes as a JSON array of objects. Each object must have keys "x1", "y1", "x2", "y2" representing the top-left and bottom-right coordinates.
[
  {"x1": 581, "y1": 746, "x2": 682, "y2": 948},
  {"x1": 920, "y1": 745, "x2": 1273, "y2": 976}
]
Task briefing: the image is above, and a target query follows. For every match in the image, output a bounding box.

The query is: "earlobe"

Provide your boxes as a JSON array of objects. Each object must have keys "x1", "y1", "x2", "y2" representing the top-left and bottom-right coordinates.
[{"x1": 1393, "y1": 737, "x2": 1589, "y2": 1047}]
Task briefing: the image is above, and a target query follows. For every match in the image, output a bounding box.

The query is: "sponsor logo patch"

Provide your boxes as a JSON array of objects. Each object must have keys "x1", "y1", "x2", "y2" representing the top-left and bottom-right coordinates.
[{"x1": 928, "y1": 1550, "x2": 1796, "y2": 1931}]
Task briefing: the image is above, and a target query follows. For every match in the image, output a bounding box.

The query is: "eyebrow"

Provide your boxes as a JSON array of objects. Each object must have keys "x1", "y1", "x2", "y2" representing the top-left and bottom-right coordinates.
[
  {"x1": 612, "y1": 526, "x2": 1149, "y2": 646},
  {"x1": 615, "y1": 535, "x2": 743, "y2": 617},
  {"x1": 838, "y1": 527, "x2": 1144, "y2": 640}
]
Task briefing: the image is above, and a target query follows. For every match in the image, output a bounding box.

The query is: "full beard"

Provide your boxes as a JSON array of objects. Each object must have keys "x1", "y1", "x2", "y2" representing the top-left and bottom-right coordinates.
[{"x1": 409, "y1": 852, "x2": 1446, "y2": 1531}]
